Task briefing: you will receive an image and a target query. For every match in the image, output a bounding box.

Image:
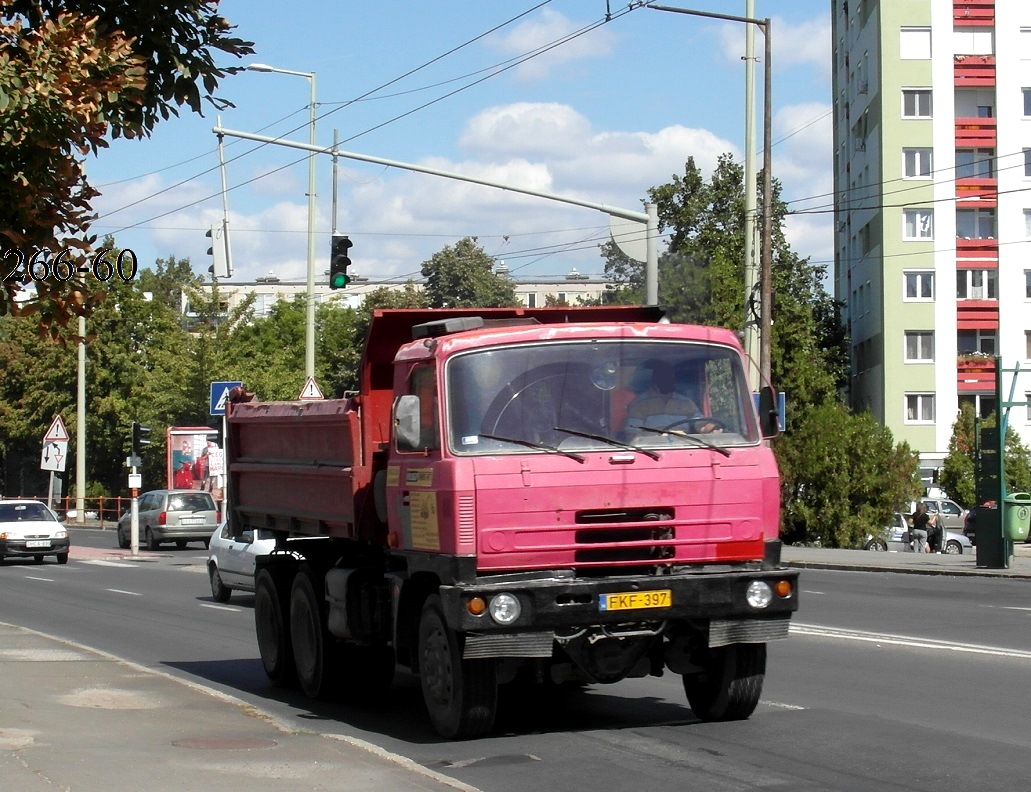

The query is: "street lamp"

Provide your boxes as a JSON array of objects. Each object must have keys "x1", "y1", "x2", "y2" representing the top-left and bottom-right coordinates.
[
  {"x1": 645, "y1": 5, "x2": 773, "y2": 385},
  {"x1": 247, "y1": 63, "x2": 318, "y2": 380}
]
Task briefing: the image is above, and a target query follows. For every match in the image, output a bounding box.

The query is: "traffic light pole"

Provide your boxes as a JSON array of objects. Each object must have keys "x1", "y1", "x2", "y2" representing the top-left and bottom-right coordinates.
[{"x1": 212, "y1": 125, "x2": 661, "y2": 305}]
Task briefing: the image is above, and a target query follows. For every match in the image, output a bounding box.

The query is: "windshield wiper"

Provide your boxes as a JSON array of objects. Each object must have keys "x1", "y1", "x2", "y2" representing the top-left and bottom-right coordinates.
[
  {"x1": 477, "y1": 433, "x2": 585, "y2": 463},
  {"x1": 553, "y1": 426, "x2": 661, "y2": 460},
  {"x1": 636, "y1": 425, "x2": 732, "y2": 457}
]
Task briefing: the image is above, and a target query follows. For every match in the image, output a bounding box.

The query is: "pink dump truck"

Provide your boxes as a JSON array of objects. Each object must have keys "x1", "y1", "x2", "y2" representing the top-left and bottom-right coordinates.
[{"x1": 227, "y1": 306, "x2": 798, "y2": 738}]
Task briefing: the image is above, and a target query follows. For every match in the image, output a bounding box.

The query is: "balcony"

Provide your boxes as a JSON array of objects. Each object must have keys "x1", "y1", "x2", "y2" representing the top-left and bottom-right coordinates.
[
  {"x1": 954, "y1": 55, "x2": 995, "y2": 87},
  {"x1": 956, "y1": 353, "x2": 996, "y2": 393},
  {"x1": 955, "y1": 237, "x2": 998, "y2": 260},
  {"x1": 953, "y1": 0, "x2": 994, "y2": 26},
  {"x1": 955, "y1": 117, "x2": 996, "y2": 147},
  {"x1": 955, "y1": 177, "x2": 997, "y2": 205},
  {"x1": 956, "y1": 299, "x2": 998, "y2": 330}
]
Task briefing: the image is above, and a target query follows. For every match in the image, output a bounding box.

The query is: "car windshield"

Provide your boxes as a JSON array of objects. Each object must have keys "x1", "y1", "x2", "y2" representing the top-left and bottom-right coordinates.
[
  {"x1": 0, "y1": 503, "x2": 55, "y2": 522},
  {"x1": 446, "y1": 339, "x2": 759, "y2": 456},
  {"x1": 168, "y1": 494, "x2": 214, "y2": 512}
]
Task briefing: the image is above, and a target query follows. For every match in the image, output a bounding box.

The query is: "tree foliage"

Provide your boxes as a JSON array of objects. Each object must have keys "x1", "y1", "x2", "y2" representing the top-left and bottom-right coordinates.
[
  {"x1": 421, "y1": 237, "x2": 518, "y2": 309},
  {"x1": 775, "y1": 402, "x2": 922, "y2": 548},
  {"x1": 0, "y1": 1, "x2": 253, "y2": 334},
  {"x1": 941, "y1": 403, "x2": 1031, "y2": 506}
]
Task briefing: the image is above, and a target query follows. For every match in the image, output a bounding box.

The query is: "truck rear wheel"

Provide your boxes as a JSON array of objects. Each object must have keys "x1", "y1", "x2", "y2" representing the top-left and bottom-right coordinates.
[
  {"x1": 255, "y1": 568, "x2": 294, "y2": 686},
  {"x1": 682, "y1": 643, "x2": 766, "y2": 722},
  {"x1": 418, "y1": 595, "x2": 497, "y2": 739},
  {"x1": 290, "y1": 565, "x2": 335, "y2": 699}
]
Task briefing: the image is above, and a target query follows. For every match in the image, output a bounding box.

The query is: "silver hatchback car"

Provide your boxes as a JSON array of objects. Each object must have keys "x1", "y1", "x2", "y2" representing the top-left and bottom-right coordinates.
[{"x1": 117, "y1": 489, "x2": 218, "y2": 550}]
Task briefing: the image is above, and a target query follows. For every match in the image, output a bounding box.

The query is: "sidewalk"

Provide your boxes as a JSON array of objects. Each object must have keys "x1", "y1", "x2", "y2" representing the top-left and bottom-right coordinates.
[
  {"x1": 782, "y1": 540, "x2": 1031, "y2": 578},
  {"x1": 0, "y1": 622, "x2": 477, "y2": 792}
]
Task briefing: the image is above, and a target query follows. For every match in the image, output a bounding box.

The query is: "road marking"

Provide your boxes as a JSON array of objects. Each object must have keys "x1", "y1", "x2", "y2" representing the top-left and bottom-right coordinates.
[
  {"x1": 1000, "y1": 606, "x2": 1031, "y2": 612},
  {"x1": 24, "y1": 576, "x2": 55, "y2": 582},
  {"x1": 83, "y1": 560, "x2": 139, "y2": 567},
  {"x1": 792, "y1": 622, "x2": 1031, "y2": 659},
  {"x1": 106, "y1": 589, "x2": 142, "y2": 596},
  {"x1": 199, "y1": 603, "x2": 240, "y2": 613},
  {"x1": 801, "y1": 589, "x2": 826, "y2": 595}
]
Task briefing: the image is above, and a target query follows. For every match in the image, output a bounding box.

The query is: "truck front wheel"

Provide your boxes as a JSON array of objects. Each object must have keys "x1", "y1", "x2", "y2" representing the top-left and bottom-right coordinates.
[
  {"x1": 682, "y1": 643, "x2": 766, "y2": 722},
  {"x1": 255, "y1": 568, "x2": 294, "y2": 686},
  {"x1": 418, "y1": 595, "x2": 497, "y2": 739}
]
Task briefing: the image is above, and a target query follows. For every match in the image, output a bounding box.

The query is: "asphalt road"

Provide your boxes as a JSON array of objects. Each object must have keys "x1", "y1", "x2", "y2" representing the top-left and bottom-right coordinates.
[{"x1": 4, "y1": 528, "x2": 1031, "y2": 791}]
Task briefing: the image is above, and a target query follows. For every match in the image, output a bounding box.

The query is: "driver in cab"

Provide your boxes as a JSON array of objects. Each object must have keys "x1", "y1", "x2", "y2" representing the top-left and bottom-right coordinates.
[{"x1": 625, "y1": 359, "x2": 722, "y2": 435}]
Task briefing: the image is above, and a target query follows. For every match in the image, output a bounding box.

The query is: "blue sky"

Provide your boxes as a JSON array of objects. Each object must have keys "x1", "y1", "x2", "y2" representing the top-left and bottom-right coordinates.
[{"x1": 87, "y1": 1, "x2": 833, "y2": 286}]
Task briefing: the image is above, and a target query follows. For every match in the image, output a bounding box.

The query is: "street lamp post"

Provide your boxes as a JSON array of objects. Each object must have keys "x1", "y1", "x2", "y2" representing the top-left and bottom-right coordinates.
[
  {"x1": 645, "y1": 4, "x2": 773, "y2": 385},
  {"x1": 247, "y1": 63, "x2": 318, "y2": 379}
]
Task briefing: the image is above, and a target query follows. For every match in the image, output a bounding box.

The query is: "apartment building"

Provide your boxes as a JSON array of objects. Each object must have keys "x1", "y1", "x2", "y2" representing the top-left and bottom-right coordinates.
[
  {"x1": 832, "y1": 0, "x2": 1031, "y2": 481},
  {"x1": 209, "y1": 266, "x2": 612, "y2": 317}
]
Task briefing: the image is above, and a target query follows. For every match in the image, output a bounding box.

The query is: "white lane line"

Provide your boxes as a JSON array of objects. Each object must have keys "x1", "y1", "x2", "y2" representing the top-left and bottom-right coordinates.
[
  {"x1": 792, "y1": 622, "x2": 1031, "y2": 659},
  {"x1": 199, "y1": 603, "x2": 241, "y2": 613},
  {"x1": 1001, "y1": 606, "x2": 1031, "y2": 612},
  {"x1": 83, "y1": 559, "x2": 139, "y2": 567},
  {"x1": 801, "y1": 589, "x2": 825, "y2": 595},
  {"x1": 106, "y1": 588, "x2": 142, "y2": 596},
  {"x1": 24, "y1": 576, "x2": 55, "y2": 582}
]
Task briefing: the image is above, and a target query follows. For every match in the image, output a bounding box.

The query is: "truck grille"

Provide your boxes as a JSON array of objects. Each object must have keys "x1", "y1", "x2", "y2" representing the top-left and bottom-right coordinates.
[{"x1": 573, "y1": 507, "x2": 675, "y2": 565}]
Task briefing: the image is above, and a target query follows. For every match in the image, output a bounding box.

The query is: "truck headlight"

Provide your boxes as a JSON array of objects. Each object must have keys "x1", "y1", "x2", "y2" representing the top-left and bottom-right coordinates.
[
  {"x1": 746, "y1": 581, "x2": 773, "y2": 609},
  {"x1": 488, "y1": 593, "x2": 521, "y2": 625}
]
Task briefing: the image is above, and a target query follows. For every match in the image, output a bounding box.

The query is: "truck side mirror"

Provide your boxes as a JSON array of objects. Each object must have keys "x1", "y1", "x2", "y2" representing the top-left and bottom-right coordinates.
[
  {"x1": 757, "y1": 385, "x2": 780, "y2": 438},
  {"x1": 394, "y1": 394, "x2": 422, "y2": 451}
]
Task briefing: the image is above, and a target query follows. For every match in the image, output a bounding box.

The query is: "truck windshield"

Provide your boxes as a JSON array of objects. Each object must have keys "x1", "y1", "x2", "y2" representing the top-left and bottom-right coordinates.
[{"x1": 446, "y1": 340, "x2": 759, "y2": 455}]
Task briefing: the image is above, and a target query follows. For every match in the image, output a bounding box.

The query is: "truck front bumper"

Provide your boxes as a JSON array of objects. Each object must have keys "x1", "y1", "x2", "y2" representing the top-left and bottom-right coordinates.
[{"x1": 438, "y1": 564, "x2": 799, "y2": 637}]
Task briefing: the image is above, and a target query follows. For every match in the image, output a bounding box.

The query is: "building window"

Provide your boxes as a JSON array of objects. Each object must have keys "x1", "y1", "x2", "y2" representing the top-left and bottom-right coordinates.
[
  {"x1": 902, "y1": 89, "x2": 932, "y2": 118},
  {"x1": 954, "y1": 27, "x2": 993, "y2": 56},
  {"x1": 905, "y1": 394, "x2": 935, "y2": 423},
  {"x1": 956, "y1": 269, "x2": 997, "y2": 300},
  {"x1": 1025, "y1": 211, "x2": 1031, "y2": 239},
  {"x1": 903, "y1": 148, "x2": 932, "y2": 178},
  {"x1": 1024, "y1": 29, "x2": 1031, "y2": 60},
  {"x1": 1026, "y1": 269, "x2": 1031, "y2": 298},
  {"x1": 520, "y1": 293, "x2": 537, "y2": 308},
  {"x1": 956, "y1": 149, "x2": 994, "y2": 179},
  {"x1": 1025, "y1": 88, "x2": 1031, "y2": 117},
  {"x1": 903, "y1": 209, "x2": 933, "y2": 240},
  {"x1": 1026, "y1": 331, "x2": 1031, "y2": 360},
  {"x1": 958, "y1": 329, "x2": 997, "y2": 355},
  {"x1": 1025, "y1": 149, "x2": 1031, "y2": 178},
  {"x1": 959, "y1": 394, "x2": 997, "y2": 419},
  {"x1": 905, "y1": 331, "x2": 934, "y2": 362},
  {"x1": 905, "y1": 271, "x2": 934, "y2": 300},
  {"x1": 900, "y1": 28, "x2": 931, "y2": 59},
  {"x1": 956, "y1": 208, "x2": 996, "y2": 239}
]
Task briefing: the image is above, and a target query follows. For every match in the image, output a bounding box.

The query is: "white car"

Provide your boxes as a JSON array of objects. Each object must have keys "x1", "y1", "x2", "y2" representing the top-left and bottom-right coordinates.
[
  {"x1": 206, "y1": 522, "x2": 277, "y2": 602},
  {"x1": 0, "y1": 499, "x2": 71, "y2": 564},
  {"x1": 865, "y1": 512, "x2": 973, "y2": 554}
]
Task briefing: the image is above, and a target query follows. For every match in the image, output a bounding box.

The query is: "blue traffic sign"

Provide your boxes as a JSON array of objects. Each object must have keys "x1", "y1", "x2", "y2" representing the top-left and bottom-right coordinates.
[{"x1": 210, "y1": 381, "x2": 243, "y2": 416}]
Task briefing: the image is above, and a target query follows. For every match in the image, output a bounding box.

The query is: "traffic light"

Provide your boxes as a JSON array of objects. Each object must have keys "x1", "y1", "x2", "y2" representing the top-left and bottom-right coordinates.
[
  {"x1": 205, "y1": 223, "x2": 231, "y2": 279},
  {"x1": 329, "y1": 235, "x2": 352, "y2": 290},
  {"x1": 131, "y1": 422, "x2": 152, "y2": 456}
]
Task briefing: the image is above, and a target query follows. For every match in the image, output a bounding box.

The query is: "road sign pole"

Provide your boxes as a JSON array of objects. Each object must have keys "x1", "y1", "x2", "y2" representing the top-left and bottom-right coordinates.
[
  {"x1": 47, "y1": 471, "x2": 55, "y2": 510},
  {"x1": 130, "y1": 483, "x2": 139, "y2": 556}
]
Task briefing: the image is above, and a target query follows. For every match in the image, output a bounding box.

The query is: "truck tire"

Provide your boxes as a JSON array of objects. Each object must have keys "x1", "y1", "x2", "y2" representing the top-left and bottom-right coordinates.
[
  {"x1": 290, "y1": 566, "x2": 335, "y2": 699},
  {"x1": 417, "y1": 595, "x2": 497, "y2": 739},
  {"x1": 255, "y1": 568, "x2": 294, "y2": 686},
  {"x1": 683, "y1": 643, "x2": 766, "y2": 722}
]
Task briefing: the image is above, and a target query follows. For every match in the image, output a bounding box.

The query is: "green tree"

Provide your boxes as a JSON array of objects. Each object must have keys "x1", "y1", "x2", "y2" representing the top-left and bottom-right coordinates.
[
  {"x1": 1, "y1": 0, "x2": 253, "y2": 333},
  {"x1": 941, "y1": 404, "x2": 1031, "y2": 506},
  {"x1": 775, "y1": 402, "x2": 922, "y2": 547},
  {"x1": 138, "y1": 254, "x2": 204, "y2": 313},
  {"x1": 421, "y1": 238, "x2": 518, "y2": 308}
]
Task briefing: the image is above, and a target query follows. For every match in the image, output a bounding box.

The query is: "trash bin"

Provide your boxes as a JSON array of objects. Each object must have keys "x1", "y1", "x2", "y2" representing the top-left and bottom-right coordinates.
[{"x1": 1004, "y1": 492, "x2": 1031, "y2": 542}]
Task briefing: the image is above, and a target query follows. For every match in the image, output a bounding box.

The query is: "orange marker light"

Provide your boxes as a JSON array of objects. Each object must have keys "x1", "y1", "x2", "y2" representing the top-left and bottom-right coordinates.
[
  {"x1": 774, "y1": 579, "x2": 794, "y2": 598},
  {"x1": 466, "y1": 597, "x2": 487, "y2": 616}
]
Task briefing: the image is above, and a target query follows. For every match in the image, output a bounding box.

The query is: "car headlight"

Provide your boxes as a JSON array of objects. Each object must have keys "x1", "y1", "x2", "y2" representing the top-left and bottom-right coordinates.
[
  {"x1": 54, "y1": 530, "x2": 67, "y2": 539},
  {"x1": 746, "y1": 581, "x2": 773, "y2": 609},
  {"x1": 488, "y1": 593, "x2": 522, "y2": 625}
]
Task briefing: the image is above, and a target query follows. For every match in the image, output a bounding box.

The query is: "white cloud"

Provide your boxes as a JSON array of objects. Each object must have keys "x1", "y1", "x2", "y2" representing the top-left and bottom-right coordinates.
[
  {"x1": 486, "y1": 8, "x2": 616, "y2": 82},
  {"x1": 716, "y1": 14, "x2": 831, "y2": 76}
]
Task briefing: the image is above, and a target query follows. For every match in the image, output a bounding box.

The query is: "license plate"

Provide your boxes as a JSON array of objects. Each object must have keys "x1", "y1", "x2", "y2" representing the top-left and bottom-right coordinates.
[
  {"x1": 599, "y1": 589, "x2": 672, "y2": 612},
  {"x1": 25, "y1": 540, "x2": 51, "y2": 548},
  {"x1": 179, "y1": 517, "x2": 204, "y2": 525}
]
